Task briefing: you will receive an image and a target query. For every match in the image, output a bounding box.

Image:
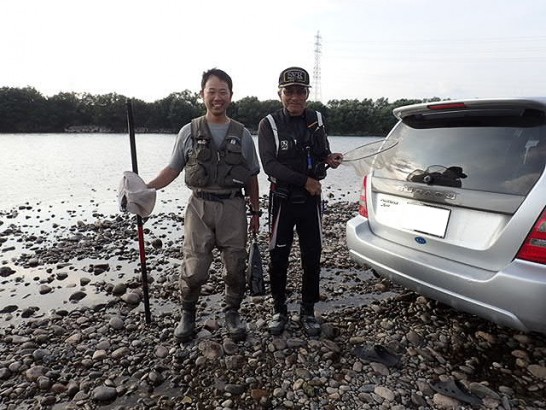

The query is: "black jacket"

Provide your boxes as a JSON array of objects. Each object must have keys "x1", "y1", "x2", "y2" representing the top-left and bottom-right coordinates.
[{"x1": 258, "y1": 108, "x2": 331, "y2": 187}]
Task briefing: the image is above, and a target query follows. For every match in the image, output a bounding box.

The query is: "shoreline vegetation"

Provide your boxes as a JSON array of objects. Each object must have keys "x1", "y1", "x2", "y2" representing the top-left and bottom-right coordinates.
[
  {"x1": 0, "y1": 199, "x2": 545, "y2": 409},
  {"x1": 0, "y1": 86, "x2": 443, "y2": 136},
  {"x1": 63, "y1": 125, "x2": 174, "y2": 134}
]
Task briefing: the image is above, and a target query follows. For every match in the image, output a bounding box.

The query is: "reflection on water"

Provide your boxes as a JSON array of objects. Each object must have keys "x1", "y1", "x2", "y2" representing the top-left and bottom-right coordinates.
[
  {"x1": 0, "y1": 133, "x2": 378, "y2": 326},
  {"x1": 0, "y1": 133, "x2": 375, "y2": 212}
]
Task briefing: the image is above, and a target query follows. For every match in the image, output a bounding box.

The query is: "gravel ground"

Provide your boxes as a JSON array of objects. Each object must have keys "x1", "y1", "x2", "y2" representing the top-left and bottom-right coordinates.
[{"x1": 0, "y1": 200, "x2": 545, "y2": 409}]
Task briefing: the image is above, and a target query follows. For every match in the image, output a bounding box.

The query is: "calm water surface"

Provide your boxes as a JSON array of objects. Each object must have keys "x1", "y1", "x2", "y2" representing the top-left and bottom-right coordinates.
[{"x1": 1, "y1": 133, "x2": 377, "y2": 213}]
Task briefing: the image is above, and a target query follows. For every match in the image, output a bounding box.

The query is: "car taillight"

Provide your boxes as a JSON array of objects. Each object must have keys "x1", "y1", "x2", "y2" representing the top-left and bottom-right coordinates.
[
  {"x1": 358, "y1": 176, "x2": 368, "y2": 218},
  {"x1": 516, "y1": 208, "x2": 546, "y2": 264}
]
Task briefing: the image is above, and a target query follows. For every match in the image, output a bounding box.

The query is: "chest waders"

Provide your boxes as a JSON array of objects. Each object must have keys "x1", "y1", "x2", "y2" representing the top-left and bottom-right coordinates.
[{"x1": 176, "y1": 116, "x2": 251, "y2": 342}]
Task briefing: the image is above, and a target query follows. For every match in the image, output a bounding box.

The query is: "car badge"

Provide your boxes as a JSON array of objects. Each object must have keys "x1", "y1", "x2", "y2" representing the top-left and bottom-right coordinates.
[{"x1": 414, "y1": 237, "x2": 427, "y2": 244}]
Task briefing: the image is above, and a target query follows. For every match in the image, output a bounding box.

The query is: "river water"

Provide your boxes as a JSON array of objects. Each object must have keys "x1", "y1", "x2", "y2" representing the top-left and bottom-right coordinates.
[
  {"x1": 0, "y1": 133, "x2": 377, "y2": 213},
  {"x1": 0, "y1": 133, "x2": 379, "y2": 325}
]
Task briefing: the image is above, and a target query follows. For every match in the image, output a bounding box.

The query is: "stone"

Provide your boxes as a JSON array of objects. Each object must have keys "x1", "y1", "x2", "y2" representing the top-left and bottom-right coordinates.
[
  {"x1": 92, "y1": 385, "x2": 117, "y2": 402},
  {"x1": 528, "y1": 364, "x2": 546, "y2": 380}
]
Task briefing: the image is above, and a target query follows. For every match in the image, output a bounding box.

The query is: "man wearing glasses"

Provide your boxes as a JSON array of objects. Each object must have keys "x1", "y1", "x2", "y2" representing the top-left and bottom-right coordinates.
[{"x1": 257, "y1": 67, "x2": 343, "y2": 337}]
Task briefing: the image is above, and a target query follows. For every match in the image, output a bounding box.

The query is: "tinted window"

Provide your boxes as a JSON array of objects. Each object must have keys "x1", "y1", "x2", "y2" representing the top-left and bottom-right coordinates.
[{"x1": 375, "y1": 121, "x2": 546, "y2": 195}]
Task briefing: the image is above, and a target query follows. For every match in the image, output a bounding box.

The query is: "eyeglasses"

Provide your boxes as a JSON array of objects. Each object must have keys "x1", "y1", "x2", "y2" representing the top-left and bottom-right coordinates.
[{"x1": 282, "y1": 87, "x2": 308, "y2": 96}]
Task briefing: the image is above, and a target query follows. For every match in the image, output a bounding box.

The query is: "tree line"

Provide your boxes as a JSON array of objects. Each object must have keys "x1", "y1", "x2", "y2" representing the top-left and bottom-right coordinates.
[{"x1": 0, "y1": 86, "x2": 441, "y2": 136}]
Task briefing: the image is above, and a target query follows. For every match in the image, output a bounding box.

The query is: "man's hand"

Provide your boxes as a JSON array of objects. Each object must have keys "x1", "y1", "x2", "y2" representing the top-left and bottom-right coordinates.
[
  {"x1": 326, "y1": 153, "x2": 343, "y2": 169},
  {"x1": 304, "y1": 177, "x2": 322, "y2": 196}
]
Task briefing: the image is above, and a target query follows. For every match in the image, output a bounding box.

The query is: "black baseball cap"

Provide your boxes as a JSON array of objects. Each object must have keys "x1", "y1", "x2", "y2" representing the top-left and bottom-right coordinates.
[{"x1": 278, "y1": 67, "x2": 311, "y2": 88}]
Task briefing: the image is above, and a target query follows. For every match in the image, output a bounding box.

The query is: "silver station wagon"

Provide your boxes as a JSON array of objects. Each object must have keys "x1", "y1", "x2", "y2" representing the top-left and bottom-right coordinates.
[{"x1": 346, "y1": 98, "x2": 546, "y2": 335}]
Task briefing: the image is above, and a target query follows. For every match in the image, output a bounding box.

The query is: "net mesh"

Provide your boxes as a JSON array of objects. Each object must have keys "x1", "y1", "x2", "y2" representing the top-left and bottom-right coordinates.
[{"x1": 341, "y1": 139, "x2": 398, "y2": 176}]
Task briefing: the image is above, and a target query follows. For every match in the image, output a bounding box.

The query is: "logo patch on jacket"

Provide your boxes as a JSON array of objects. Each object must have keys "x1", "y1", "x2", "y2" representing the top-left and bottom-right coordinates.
[{"x1": 280, "y1": 140, "x2": 289, "y2": 150}]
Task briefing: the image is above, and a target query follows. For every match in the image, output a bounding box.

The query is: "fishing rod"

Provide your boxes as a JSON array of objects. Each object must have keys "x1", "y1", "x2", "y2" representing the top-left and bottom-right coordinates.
[{"x1": 126, "y1": 99, "x2": 152, "y2": 324}]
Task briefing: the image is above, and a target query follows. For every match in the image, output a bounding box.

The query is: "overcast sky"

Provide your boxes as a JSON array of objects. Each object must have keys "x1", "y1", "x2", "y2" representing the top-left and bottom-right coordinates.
[{"x1": 2, "y1": 0, "x2": 546, "y2": 103}]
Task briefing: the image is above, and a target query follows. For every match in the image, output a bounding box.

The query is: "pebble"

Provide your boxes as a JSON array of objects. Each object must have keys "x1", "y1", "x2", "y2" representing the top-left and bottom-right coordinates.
[
  {"x1": 108, "y1": 316, "x2": 125, "y2": 330},
  {"x1": 92, "y1": 385, "x2": 117, "y2": 402},
  {"x1": 528, "y1": 364, "x2": 546, "y2": 380},
  {"x1": 0, "y1": 202, "x2": 544, "y2": 409}
]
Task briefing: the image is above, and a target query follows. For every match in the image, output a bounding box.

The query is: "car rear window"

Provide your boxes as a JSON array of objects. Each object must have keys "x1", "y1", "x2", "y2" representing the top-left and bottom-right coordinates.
[{"x1": 375, "y1": 116, "x2": 546, "y2": 196}]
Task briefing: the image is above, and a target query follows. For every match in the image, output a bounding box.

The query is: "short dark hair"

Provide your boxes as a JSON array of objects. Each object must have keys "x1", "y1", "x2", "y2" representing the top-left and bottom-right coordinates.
[{"x1": 201, "y1": 68, "x2": 233, "y2": 93}]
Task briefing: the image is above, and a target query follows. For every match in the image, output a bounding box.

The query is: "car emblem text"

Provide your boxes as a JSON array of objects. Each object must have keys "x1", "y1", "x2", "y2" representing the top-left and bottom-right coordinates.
[{"x1": 397, "y1": 185, "x2": 457, "y2": 200}]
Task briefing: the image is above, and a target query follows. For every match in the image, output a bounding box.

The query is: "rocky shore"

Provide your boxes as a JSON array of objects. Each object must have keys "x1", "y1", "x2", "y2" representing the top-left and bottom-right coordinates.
[{"x1": 0, "y1": 201, "x2": 545, "y2": 409}]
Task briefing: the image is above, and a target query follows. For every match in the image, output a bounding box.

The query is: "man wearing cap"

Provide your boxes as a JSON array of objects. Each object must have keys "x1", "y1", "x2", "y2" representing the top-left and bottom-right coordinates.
[
  {"x1": 257, "y1": 66, "x2": 343, "y2": 337},
  {"x1": 146, "y1": 68, "x2": 261, "y2": 342}
]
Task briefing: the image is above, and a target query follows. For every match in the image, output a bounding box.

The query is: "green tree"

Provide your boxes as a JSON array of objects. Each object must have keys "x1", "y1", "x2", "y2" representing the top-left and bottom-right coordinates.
[
  {"x1": 77, "y1": 92, "x2": 101, "y2": 127},
  {"x1": 229, "y1": 97, "x2": 283, "y2": 133},
  {"x1": 47, "y1": 92, "x2": 84, "y2": 132},
  {"x1": 152, "y1": 91, "x2": 202, "y2": 132},
  {"x1": 258, "y1": 99, "x2": 283, "y2": 117},
  {"x1": 0, "y1": 86, "x2": 438, "y2": 135},
  {"x1": 370, "y1": 97, "x2": 393, "y2": 136},
  {"x1": 231, "y1": 96, "x2": 262, "y2": 132},
  {"x1": 130, "y1": 98, "x2": 154, "y2": 131},
  {"x1": 0, "y1": 87, "x2": 47, "y2": 132},
  {"x1": 328, "y1": 99, "x2": 376, "y2": 136},
  {"x1": 92, "y1": 93, "x2": 129, "y2": 132}
]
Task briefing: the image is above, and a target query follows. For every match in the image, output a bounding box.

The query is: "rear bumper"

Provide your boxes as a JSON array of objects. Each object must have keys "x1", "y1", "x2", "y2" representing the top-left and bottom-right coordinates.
[{"x1": 346, "y1": 215, "x2": 546, "y2": 335}]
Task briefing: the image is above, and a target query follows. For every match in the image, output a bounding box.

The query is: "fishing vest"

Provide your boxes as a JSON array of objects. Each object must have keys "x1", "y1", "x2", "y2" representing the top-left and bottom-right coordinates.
[
  {"x1": 266, "y1": 109, "x2": 330, "y2": 181},
  {"x1": 184, "y1": 116, "x2": 252, "y2": 190}
]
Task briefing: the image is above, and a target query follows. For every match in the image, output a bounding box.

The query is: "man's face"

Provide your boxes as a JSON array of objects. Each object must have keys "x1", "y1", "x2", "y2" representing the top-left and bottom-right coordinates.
[
  {"x1": 279, "y1": 85, "x2": 309, "y2": 116},
  {"x1": 201, "y1": 75, "x2": 232, "y2": 117}
]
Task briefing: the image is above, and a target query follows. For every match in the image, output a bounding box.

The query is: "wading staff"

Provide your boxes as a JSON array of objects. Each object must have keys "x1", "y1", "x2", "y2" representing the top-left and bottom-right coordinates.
[{"x1": 126, "y1": 99, "x2": 152, "y2": 324}]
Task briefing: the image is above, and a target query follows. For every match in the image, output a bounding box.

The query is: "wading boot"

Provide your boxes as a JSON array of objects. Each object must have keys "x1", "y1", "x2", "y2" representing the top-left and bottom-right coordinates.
[
  {"x1": 174, "y1": 304, "x2": 196, "y2": 342},
  {"x1": 300, "y1": 303, "x2": 321, "y2": 337},
  {"x1": 225, "y1": 309, "x2": 247, "y2": 342},
  {"x1": 268, "y1": 313, "x2": 288, "y2": 336},
  {"x1": 268, "y1": 303, "x2": 288, "y2": 336}
]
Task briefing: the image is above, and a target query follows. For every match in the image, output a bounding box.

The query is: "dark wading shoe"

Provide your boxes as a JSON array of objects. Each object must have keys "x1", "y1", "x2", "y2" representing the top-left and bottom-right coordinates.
[
  {"x1": 299, "y1": 304, "x2": 321, "y2": 337},
  {"x1": 268, "y1": 313, "x2": 288, "y2": 336},
  {"x1": 174, "y1": 309, "x2": 196, "y2": 342},
  {"x1": 225, "y1": 309, "x2": 247, "y2": 342},
  {"x1": 300, "y1": 314, "x2": 321, "y2": 337}
]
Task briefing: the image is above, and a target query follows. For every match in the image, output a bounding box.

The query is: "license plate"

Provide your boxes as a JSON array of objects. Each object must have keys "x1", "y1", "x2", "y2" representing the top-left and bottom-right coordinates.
[{"x1": 376, "y1": 194, "x2": 451, "y2": 238}]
